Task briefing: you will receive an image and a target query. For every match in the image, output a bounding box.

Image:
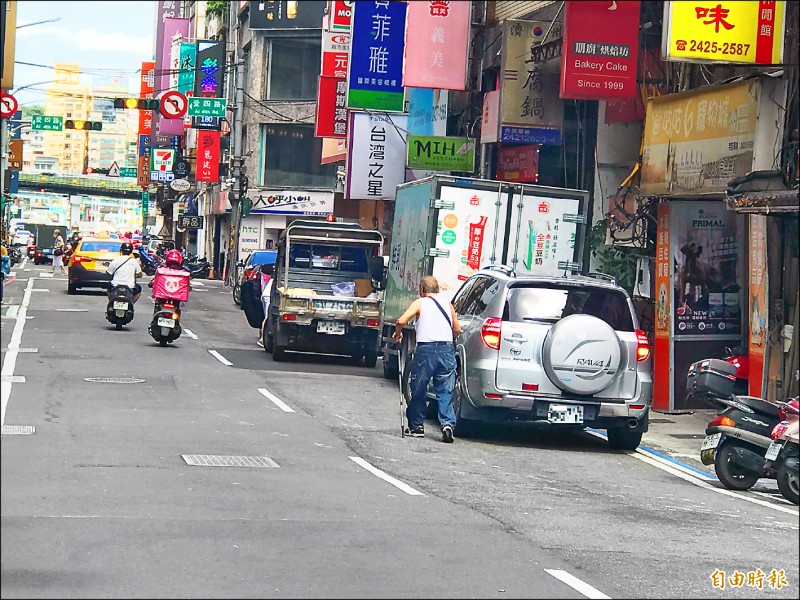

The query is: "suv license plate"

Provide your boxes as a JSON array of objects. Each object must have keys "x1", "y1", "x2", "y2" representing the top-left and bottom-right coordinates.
[
  {"x1": 157, "y1": 317, "x2": 175, "y2": 328},
  {"x1": 765, "y1": 441, "x2": 782, "y2": 461},
  {"x1": 113, "y1": 302, "x2": 128, "y2": 310},
  {"x1": 547, "y1": 404, "x2": 583, "y2": 424},
  {"x1": 700, "y1": 433, "x2": 722, "y2": 451},
  {"x1": 317, "y1": 320, "x2": 345, "y2": 335}
]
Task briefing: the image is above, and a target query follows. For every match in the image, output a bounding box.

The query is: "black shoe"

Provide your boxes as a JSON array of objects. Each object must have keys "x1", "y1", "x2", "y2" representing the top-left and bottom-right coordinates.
[
  {"x1": 441, "y1": 425, "x2": 454, "y2": 443},
  {"x1": 408, "y1": 425, "x2": 424, "y2": 438}
]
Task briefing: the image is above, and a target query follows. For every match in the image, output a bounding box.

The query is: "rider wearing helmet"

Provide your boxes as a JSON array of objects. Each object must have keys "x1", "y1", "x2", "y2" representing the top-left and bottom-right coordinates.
[
  {"x1": 106, "y1": 241, "x2": 143, "y2": 303},
  {"x1": 165, "y1": 249, "x2": 183, "y2": 270}
]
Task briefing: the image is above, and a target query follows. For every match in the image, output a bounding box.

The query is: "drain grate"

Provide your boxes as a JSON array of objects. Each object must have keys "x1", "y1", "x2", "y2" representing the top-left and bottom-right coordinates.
[
  {"x1": 182, "y1": 455, "x2": 279, "y2": 468},
  {"x1": 1, "y1": 425, "x2": 36, "y2": 435},
  {"x1": 669, "y1": 433, "x2": 705, "y2": 439},
  {"x1": 84, "y1": 377, "x2": 146, "y2": 384}
]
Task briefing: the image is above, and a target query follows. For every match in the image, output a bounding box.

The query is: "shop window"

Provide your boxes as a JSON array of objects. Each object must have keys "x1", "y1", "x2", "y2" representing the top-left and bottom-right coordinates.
[
  {"x1": 268, "y1": 38, "x2": 320, "y2": 100},
  {"x1": 263, "y1": 124, "x2": 337, "y2": 188}
]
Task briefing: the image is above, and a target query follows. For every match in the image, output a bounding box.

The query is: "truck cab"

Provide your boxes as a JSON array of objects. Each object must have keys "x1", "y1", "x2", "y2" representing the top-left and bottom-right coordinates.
[{"x1": 263, "y1": 220, "x2": 386, "y2": 366}]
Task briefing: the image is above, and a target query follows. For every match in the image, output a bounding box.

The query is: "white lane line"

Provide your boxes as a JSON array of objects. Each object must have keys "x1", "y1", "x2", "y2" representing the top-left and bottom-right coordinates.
[
  {"x1": 183, "y1": 328, "x2": 198, "y2": 340},
  {"x1": 1, "y1": 376, "x2": 26, "y2": 383},
  {"x1": 258, "y1": 388, "x2": 294, "y2": 413},
  {"x1": 55, "y1": 308, "x2": 89, "y2": 312},
  {"x1": 192, "y1": 288, "x2": 208, "y2": 292},
  {"x1": 349, "y1": 456, "x2": 424, "y2": 496},
  {"x1": 1, "y1": 278, "x2": 35, "y2": 426},
  {"x1": 208, "y1": 350, "x2": 233, "y2": 366},
  {"x1": 31, "y1": 289, "x2": 50, "y2": 292},
  {"x1": 20, "y1": 257, "x2": 28, "y2": 269},
  {"x1": 38, "y1": 273, "x2": 54, "y2": 278},
  {"x1": 586, "y1": 431, "x2": 798, "y2": 516},
  {"x1": 545, "y1": 569, "x2": 611, "y2": 599},
  {"x1": 9, "y1": 271, "x2": 17, "y2": 277},
  {"x1": 6, "y1": 305, "x2": 19, "y2": 318},
  {"x1": 192, "y1": 280, "x2": 205, "y2": 286}
]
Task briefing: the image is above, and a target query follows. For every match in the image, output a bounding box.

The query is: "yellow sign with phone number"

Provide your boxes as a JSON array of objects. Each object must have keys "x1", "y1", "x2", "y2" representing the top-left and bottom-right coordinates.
[{"x1": 663, "y1": 1, "x2": 786, "y2": 65}]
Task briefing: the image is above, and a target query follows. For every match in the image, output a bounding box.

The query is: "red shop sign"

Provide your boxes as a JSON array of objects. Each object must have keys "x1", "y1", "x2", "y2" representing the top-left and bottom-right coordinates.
[
  {"x1": 496, "y1": 145, "x2": 539, "y2": 183},
  {"x1": 315, "y1": 76, "x2": 347, "y2": 139},
  {"x1": 196, "y1": 130, "x2": 220, "y2": 183},
  {"x1": 559, "y1": 1, "x2": 640, "y2": 100}
]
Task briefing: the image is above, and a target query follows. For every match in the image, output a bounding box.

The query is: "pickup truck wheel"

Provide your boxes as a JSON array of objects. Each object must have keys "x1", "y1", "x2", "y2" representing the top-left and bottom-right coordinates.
[
  {"x1": 272, "y1": 344, "x2": 288, "y2": 362},
  {"x1": 364, "y1": 349, "x2": 378, "y2": 368}
]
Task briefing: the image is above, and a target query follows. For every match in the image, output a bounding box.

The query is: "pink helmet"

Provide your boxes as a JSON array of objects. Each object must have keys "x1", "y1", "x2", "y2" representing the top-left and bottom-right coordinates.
[{"x1": 165, "y1": 249, "x2": 183, "y2": 268}]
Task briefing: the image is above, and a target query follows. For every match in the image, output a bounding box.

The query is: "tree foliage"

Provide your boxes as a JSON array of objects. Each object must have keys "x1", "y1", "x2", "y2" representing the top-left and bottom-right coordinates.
[
  {"x1": 207, "y1": 0, "x2": 229, "y2": 18},
  {"x1": 586, "y1": 219, "x2": 653, "y2": 296}
]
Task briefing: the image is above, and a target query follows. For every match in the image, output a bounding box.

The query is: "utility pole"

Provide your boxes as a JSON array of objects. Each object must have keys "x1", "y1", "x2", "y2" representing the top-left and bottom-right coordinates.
[{"x1": 225, "y1": 0, "x2": 244, "y2": 287}]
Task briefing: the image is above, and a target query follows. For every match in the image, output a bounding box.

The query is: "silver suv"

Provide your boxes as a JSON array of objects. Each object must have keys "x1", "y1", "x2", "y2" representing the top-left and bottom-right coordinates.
[{"x1": 449, "y1": 266, "x2": 652, "y2": 450}]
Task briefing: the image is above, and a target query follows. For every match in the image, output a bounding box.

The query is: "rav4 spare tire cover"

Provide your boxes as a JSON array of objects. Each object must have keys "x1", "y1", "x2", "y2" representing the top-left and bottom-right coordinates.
[{"x1": 542, "y1": 314, "x2": 622, "y2": 395}]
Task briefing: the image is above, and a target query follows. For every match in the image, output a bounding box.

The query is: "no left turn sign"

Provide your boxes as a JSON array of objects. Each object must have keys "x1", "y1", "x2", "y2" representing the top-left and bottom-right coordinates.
[
  {"x1": 1, "y1": 92, "x2": 18, "y2": 119},
  {"x1": 160, "y1": 90, "x2": 188, "y2": 119}
]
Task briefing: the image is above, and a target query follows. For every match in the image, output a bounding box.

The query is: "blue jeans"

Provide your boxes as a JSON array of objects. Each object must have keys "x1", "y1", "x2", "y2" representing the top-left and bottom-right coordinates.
[{"x1": 408, "y1": 343, "x2": 457, "y2": 430}]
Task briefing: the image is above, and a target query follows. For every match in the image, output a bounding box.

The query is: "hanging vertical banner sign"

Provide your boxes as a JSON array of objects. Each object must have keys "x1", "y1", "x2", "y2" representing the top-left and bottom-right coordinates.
[
  {"x1": 346, "y1": 1, "x2": 407, "y2": 112},
  {"x1": 662, "y1": 0, "x2": 787, "y2": 65},
  {"x1": 316, "y1": 76, "x2": 348, "y2": 138},
  {"x1": 653, "y1": 202, "x2": 672, "y2": 412},
  {"x1": 196, "y1": 130, "x2": 221, "y2": 183},
  {"x1": 500, "y1": 20, "x2": 564, "y2": 145},
  {"x1": 194, "y1": 40, "x2": 225, "y2": 98},
  {"x1": 170, "y1": 33, "x2": 183, "y2": 92},
  {"x1": 345, "y1": 112, "x2": 408, "y2": 200},
  {"x1": 158, "y1": 18, "x2": 190, "y2": 136},
  {"x1": 402, "y1": 0, "x2": 471, "y2": 91},
  {"x1": 321, "y1": 29, "x2": 350, "y2": 78},
  {"x1": 178, "y1": 42, "x2": 196, "y2": 94},
  {"x1": 559, "y1": 1, "x2": 640, "y2": 100},
  {"x1": 748, "y1": 214, "x2": 768, "y2": 398},
  {"x1": 138, "y1": 61, "x2": 156, "y2": 136},
  {"x1": 328, "y1": 0, "x2": 354, "y2": 31}
]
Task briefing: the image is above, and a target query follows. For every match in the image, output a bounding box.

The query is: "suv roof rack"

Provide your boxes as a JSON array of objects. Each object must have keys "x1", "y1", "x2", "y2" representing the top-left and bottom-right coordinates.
[
  {"x1": 482, "y1": 264, "x2": 516, "y2": 277},
  {"x1": 584, "y1": 272, "x2": 617, "y2": 285}
]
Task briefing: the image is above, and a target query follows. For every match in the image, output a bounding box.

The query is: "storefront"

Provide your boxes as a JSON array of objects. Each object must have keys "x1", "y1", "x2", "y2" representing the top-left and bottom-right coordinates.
[{"x1": 643, "y1": 77, "x2": 788, "y2": 411}]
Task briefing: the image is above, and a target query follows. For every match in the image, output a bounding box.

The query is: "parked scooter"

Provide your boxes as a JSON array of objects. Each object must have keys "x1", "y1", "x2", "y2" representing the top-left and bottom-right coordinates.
[
  {"x1": 723, "y1": 345, "x2": 749, "y2": 396},
  {"x1": 105, "y1": 285, "x2": 135, "y2": 330},
  {"x1": 763, "y1": 398, "x2": 800, "y2": 504},
  {"x1": 182, "y1": 254, "x2": 210, "y2": 279},
  {"x1": 689, "y1": 358, "x2": 784, "y2": 490}
]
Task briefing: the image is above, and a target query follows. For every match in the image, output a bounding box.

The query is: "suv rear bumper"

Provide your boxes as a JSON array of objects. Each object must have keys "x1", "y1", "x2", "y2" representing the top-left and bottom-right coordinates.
[{"x1": 461, "y1": 403, "x2": 649, "y2": 432}]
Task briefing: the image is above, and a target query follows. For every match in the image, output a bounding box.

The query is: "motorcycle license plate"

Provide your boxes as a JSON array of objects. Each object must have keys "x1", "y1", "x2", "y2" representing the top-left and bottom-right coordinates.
[
  {"x1": 317, "y1": 320, "x2": 345, "y2": 335},
  {"x1": 701, "y1": 433, "x2": 722, "y2": 451},
  {"x1": 547, "y1": 404, "x2": 583, "y2": 424},
  {"x1": 157, "y1": 317, "x2": 175, "y2": 328},
  {"x1": 765, "y1": 441, "x2": 782, "y2": 461},
  {"x1": 113, "y1": 302, "x2": 128, "y2": 310}
]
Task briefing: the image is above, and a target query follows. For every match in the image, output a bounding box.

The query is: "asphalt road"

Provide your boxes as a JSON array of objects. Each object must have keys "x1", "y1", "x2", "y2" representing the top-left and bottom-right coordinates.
[{"x1": 2, "y1": 262, "x2": 798, "y2": 599}]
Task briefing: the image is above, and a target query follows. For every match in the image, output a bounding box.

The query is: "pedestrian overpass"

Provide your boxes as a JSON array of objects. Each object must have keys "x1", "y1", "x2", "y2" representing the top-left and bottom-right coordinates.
[{"x1": 17, "y1": 173, "x2": 145, "y2": 199}]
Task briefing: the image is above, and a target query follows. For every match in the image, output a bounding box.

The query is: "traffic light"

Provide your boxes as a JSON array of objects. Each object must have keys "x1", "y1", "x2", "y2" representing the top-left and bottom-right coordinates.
[
  {"x1": 65, "y1": 120, "x2": 102, "y2": 131},
  {"x1": 239, "y1": 175, "x2": 249, "y2": 198},
  {"x1": 84, "y1": 167, "x2": 94, "y2": 175},
  {"x1": 114, "y1": 98, "x2": 160, "y2": 111}
]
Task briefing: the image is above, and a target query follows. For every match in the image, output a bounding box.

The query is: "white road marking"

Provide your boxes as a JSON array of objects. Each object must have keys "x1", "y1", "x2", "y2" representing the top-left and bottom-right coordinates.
[
  {"x1": 349, "y1": 456, "x2": 424, "y2": 496},
  {"x1": 1, "y1": 278, "x2": 35, "y2": 426},
  {"x1": 208, "y1": 350, "x2": 233, "y2": 366},
  {"x1": 183, "y1": 328, "x2": 198, "y2": 339},
  {"x1": 191, "y1": 280, "x2": 205, "y2": 286},
  {"x1": 8, "y1": 271, "x2": 17, "y2": 277},
  {"x1": 55, "y1": 308, "x2": 89, "y2": 312},
  {"x1": 586, "y1": 431, "x2": 798, "y2": 516},
  {"x1": 1, "y1": 376, "x2": 26, "y2": 383},
  {"x1": 192, "y1": 288, "x2": 208, "y2": 292},
  {"x1": 258, "y1": 388, "x2": 294, "y2": 413},
  {"x1": 20, "y1": 257, "x2": 28, "y2": 269},
  {"x1": 31, "y1": 289, "x2": 49, "y2": 292},
  {"x1": 545, "y1": 569, "x2": 611, "y2": 599},
  {"x1": 6, "y1": 305, "x2": 19, "y2": 318},
  {"x1": 38, "y1": 273, "x2": 54, "y2": 278}
]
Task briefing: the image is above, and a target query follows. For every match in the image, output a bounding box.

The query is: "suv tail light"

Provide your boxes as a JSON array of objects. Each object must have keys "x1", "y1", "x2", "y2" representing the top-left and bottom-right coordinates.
[
  {"x1": 635, "y1": 329, "x2": 650, "y2": 362},
  {"x1": 481, "y1": 317, "x2": 502, "y2": 350}
]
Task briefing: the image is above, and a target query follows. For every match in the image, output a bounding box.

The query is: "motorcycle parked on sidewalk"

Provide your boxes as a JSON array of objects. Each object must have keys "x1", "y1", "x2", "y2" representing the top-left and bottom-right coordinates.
[
  {"x1": 763, "y1": 398, "x2": 800, "y2": 504},
  {"x1": 688, "y1": 358, "x2": 784, "y2": 490},
  {"x1": 182, "y1": 255, "x2": 210, "y2": 279},
  {"x1": 106, "y1": 285, "x2": 135, "y2": 330},
  {"x1": 723, "y1": 345, "x2": 749, "y2": 396}
]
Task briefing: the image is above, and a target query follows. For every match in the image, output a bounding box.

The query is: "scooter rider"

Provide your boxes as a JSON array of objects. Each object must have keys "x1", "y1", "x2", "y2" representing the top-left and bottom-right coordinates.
[
  {"x1": 148, "y1": 249, "x2": 191, "y2": 293},
  {"x1": 106, "y1": 242, "x2": 143, "y2": 303}
]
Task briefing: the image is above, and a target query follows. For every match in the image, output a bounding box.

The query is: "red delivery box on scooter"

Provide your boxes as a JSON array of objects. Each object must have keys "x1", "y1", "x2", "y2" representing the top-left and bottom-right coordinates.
[{"x1": 152, "y1": 268, "x2": 191, "y2": 302}]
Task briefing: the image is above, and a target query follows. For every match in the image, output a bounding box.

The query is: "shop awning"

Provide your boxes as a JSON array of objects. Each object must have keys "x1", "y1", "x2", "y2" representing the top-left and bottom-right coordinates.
[{"x1": 726, "y1": 170, "x2": 799, "y2": 215}]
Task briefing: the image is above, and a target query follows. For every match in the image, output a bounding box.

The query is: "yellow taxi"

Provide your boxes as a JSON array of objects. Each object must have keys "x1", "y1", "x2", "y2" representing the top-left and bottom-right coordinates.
[{"x1": 67, "y1": 236, "x2": 127, "y2": 295}]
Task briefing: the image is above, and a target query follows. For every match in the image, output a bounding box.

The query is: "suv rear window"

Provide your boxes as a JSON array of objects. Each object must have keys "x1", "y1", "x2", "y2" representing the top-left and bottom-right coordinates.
[{"x1": 503, "y1": 285, "x2": 634, "y2": 332}]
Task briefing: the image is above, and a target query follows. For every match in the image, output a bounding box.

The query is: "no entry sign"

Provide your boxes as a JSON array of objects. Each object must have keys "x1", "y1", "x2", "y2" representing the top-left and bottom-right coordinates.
[{"x1": 160, "y1": 90, "x2": 188, "y2": 119}]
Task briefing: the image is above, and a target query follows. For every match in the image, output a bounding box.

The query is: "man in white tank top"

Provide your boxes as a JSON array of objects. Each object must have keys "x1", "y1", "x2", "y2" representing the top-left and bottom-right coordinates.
[{"x1": 393, "y1": 276, "x2": 462, "y2": 442}]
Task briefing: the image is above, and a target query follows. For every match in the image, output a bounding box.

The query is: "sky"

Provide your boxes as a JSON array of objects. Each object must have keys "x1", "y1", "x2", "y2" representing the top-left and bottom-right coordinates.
[{"x1": 12, "y1": 1, "x2": 157, "y2": 108}]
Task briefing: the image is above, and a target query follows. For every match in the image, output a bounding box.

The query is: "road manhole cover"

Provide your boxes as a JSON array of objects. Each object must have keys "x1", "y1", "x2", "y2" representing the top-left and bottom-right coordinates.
[
  {"x1": 182, "y1": 455, "x2": 279, "y2": 468},
  {"x1": 84, "y1": 377, "x2": 146, "y2": 384},
  {"x1": 2, "y1": 425, "x2": 36, "y2": 435}
]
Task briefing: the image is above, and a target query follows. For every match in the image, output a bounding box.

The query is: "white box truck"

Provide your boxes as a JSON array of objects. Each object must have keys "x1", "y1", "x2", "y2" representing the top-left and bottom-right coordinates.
[{"x1": 381, "y1": 175, "x2": 589, "y2": 379}]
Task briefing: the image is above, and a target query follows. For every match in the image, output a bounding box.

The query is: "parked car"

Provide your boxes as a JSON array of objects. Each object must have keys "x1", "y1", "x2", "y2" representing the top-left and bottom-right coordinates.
[
  {"x1": 442, "y1": 266, "x2": 652, "y2": 449},
  {"x1": 233, "y1": 249, "x2": 278, "y2": 306},
  {"x1": 12, "y1": 229, "x2": 34, "y2": 251},
  {"x1": 66, "y1": 237, "x2": 125, "y2": 294}
]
